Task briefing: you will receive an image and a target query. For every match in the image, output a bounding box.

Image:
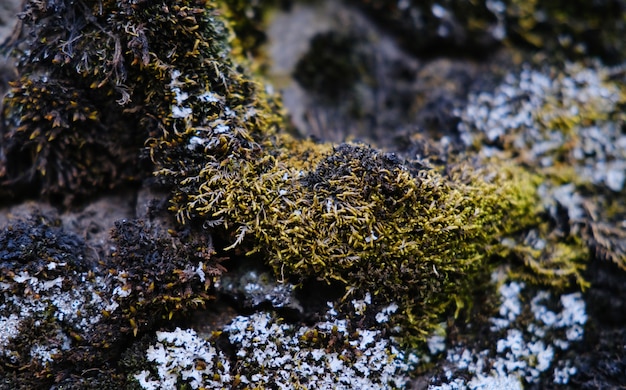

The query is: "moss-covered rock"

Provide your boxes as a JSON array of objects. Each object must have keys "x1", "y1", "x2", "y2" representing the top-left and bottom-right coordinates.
[
  {"x1": 0, "y1": 0, "x2": 612, "y2": 387},
  {"x1": 0, "y1": 0, "x2": 283, "y2": 203},
  {"x1": 0, "y1": 210, "x2": 222, "y2": 388},
  {"x1": 0, "y1": 0, "x2": 579, "y2": 348}
]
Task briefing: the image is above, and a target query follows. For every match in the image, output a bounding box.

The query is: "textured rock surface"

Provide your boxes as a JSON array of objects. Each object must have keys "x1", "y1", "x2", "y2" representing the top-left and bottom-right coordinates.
[{"x1": 0, "y1": 0, "x2": 625, "y2": 389}]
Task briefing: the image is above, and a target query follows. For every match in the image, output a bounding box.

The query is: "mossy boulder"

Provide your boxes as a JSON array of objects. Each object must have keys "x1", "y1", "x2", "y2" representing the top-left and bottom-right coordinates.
[{"x1": 0, "y1": 4, "x2": 604, "y2": 389}]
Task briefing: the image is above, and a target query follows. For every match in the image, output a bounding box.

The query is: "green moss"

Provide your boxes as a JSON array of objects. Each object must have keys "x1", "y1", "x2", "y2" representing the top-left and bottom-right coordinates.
[
  {"x1": 157, "y1": 121, "x2": 558, "y2": 344},
  {"x1": 1, "y1": 0, "x2": 283, "y2": 202}
]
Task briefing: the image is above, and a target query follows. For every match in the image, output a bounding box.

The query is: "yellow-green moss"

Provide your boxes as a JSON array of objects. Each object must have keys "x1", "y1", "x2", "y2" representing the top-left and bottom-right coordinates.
[{"x1": 158, "y1": 118, "x2": 565, "y2": 344}]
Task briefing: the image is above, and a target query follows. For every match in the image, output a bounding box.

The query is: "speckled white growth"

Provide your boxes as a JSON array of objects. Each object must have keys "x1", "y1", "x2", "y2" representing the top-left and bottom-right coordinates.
[
  {"x1": 490, "y1": 281, "x2": 524, "y2": 330},
  {"x1": 224, "y1": 310, "x2": 416, "y2": 389},
  {"x1": 170, "y1": 69, "x2": 193, "y2": 119},
  {"x1": 375, "y1": 302, "x2": 399, "y2": 323},
  {"x1": 136, "y1": 327, "x2": 231, "y2": 389},
  {"x1": 135, "y1": 300, "x2": 418, "y2": 389},
  {"x1": 0, "y1": 269, "x2": 127, "y2": 368},
  {"x1": 0, "y1": 314, "x2": 20, "y2": 352},
  {"x1": 457, "y1": 62, "x2": 626, "y2": 191},
  {"x1": 432, "y1": 279, "x2": 588, "y2": 389},
  {"x1": 553, "y1": 362, "x2": 577, "y2": 385}
]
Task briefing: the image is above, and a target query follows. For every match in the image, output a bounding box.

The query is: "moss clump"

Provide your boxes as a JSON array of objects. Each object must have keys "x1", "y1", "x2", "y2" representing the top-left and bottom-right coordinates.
[
  {"x1": 0, "y1": 214, "x2": 106, "y2": 387},
  {"x1": 157, "y1": 114, "x2": 552, "y2": 344},
  {"x1": 1, "y1": 0, "x2": 283, "y2": 202},
  {"x1": 1, "y1": 77, "x2": 136, "y2": 200},
  {"x1": 0, "y1": 1, "x2": 146, "y2": 200},
  {"x1": 0, "y1": 213, "x2": 222, "y2": 388},
  {"x1": 109, "y1": 219, "x2": 223, "y2": 336}
]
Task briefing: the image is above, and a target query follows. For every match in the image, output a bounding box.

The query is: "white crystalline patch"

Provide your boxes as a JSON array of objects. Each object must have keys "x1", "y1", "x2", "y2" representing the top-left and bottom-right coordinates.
[
  {"x1": 357, "y1": 329, "x2": 377, "y2": 350},
  {"x1": 42, "y1": 277, "x2": 64, "y2": 291},
  {"x1": 174, "y1": 89, "x2": 189, "y2": 103},
  {"x1": 528, "y1": 341, "x2": 554, "y2": 372},
  {"x1": 531, "y1": 291, "x2": 556, "y2": 326},
  {"x1": 327, "y1": 354, "x2": 344, "y2": 372},
  {"x1": 139, "y1": 327, "x2": 230, "y2": 390},
  {"x1": 198, "y1": 91, "x2": 221, "y2": 103},
  {"x1": 557, "y1": 293, "x2": 587, "y2": 328},
  {"x1": 351, "y1": 293, "x2": 370, "y2": 315},
  {"x1": 169, "y1": 69, "x2": 193, "y2": 119},
  {"x1": 550, "y1": 184, "x2": 585, "y2": 221},
  {"x1": 171, "y1": 69, "x2": 182, "y2": 80},
  {"x1": 13, "y1": 271, "x2": 37, "y2": 284},
  {"x1": 490, "y1": 281, "x2": 524, "y2": 330},
  {"x1": 466, "y1": 373, "x2": 523, "y2": 390},
  {"x1": 565, "y1": 325, "x2": 584, "y2": 342},
  {"x1": 134, "y1": 371, "x2": 160, "y2": 390},
  {"x1": 195, "y1": 262, "x2": 206, "y2": 283},
  {"x1": 172, "y1": 105, "x2": 192, "y2": 119},
  {"x1": 553, "y1": 363, "x2": 577, "y2": 385},
  {"x1": 605, "y1": 167, "x2": 625, "y2": 192},
  {"x1": 0, "y1": 314, "x2": 21, "y2": 349},
  {"x1": 428, "y1": 334, "x2": 447, "y2": 355},
  {"x1": 436, "y1": 280, "x2": 588, "y2": 388},
  {"x1": 187, "y1": 136, "x2": 206, "y2": 151},
  {"x1": 364, "y1": 231, "x2": 379, "y2": 243},
  {"x1": 112, "y1": 273, "x2": 131, "y2": 298},
  {"x1": 375, "y1": 302, "x2": 398, "y2": 323},
  {"x1": 135, "y1": 300, "x2": 417, "y2": 389},
  {"x1": 46, "y1": 262, "x2": 66, "y2": 270},
  {"x1": 214, "y1": 124, "x2": 229, "y2": 134},
  {"x1": 222, "y1": 308, "x2": 415, "y2": 389},
  {"x1": 30, "y1": 344, "x2": 59, "y2": 365}
]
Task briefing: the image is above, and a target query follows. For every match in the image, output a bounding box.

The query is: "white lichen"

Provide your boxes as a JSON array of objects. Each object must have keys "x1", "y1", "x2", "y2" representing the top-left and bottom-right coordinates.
[
  {"x1": 431, "y1": 279, "x2": 587, "y2": 389},
  {"x1": 457, "y1": 62, "x2": 626, "y2": 192},
  {"x1": 135, "y1": 327, "x2": 231, "y2": 390},
  {"x1": 135, "y1": 303, "x2": 418, "y2": 389}
]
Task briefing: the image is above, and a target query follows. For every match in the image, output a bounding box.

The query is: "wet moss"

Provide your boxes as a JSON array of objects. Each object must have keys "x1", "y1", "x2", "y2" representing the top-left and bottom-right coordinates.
[
  {"x1": 1, "y1": 0, "x2": 283, "y2": 203},
  {"x1": 109, "y1": 219, "x2": 223, "y2": 336}
]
